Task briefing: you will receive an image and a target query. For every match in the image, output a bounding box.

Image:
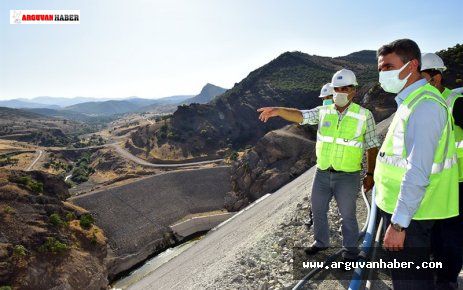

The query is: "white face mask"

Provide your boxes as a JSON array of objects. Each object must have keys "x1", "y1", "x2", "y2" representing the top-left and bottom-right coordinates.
[
  {"x1": 333, "y1": 92, "x2": 349, "y2": 107},
  {"x1": 379, "y1": 61, "x2": 411, "y2": 93}
]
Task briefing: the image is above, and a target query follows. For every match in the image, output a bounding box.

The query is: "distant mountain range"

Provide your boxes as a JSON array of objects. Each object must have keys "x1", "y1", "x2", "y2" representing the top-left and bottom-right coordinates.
[
  {"x1": 0, "y1": 97, "x2": 112, "y2": 109},
  {"x1": 0, "y1": 83, "x2": 227, "y2": 117},
  {"x1": 0, "y1": 99, "x2": 61, "y2": 109}
]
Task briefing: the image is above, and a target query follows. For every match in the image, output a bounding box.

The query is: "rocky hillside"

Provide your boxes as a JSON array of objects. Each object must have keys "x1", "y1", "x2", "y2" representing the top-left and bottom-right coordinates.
[
  {"x1": 225, "y1": 124, "x2": 317, "y2": 211},
  {"x1": 128, "y1": 50, "x2": 382, "y2": 160},
  {"x1": 0, "y1": 107, "x2": 88, "y2": 147},
  {"x1": 0, "y1": 169, "x2": 108, "y2": 290},
  {"x1": 129, "y1": 44, "x2": 463, "y2": 162},
  {"x1": 225, "y1": 44, "x2": 463, "y2": 209},
  {"x1": 354, "y1": 83, "x2": 396, "y2": 122}
]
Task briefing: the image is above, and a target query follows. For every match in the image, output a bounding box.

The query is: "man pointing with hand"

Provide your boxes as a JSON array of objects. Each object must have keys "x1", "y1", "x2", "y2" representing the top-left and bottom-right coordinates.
[{"x1": 258, "y1": 71, "x2": 379, "y2": 263}]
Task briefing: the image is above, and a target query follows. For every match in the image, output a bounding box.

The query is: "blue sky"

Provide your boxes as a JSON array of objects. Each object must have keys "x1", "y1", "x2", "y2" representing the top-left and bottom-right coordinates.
[{"x1": 1, "y1": 0, "x2": 462, "y2": 100}]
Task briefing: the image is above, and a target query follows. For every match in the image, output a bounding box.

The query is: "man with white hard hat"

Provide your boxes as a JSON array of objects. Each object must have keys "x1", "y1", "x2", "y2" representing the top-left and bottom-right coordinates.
[
  {"x1": 421, "y1": 52, "x2": 463, "y2": 290},
  {"x1": 257, "y1": 69, "x2": 380, "y2": 263},
  {"x1": 319, "y1": 83, "x2": 334, "y2": 106}
]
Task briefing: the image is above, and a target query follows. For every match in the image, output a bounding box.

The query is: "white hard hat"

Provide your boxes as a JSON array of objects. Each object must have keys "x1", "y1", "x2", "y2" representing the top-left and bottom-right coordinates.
[
  {"x1": 421, "y1": 53, "x2": 447, "y2": 72},
  {"x1": 319, "y1": 83, "x2": 334, "y2": 98},
  {"x1": 331, "y1": 69, "x2": 358, "y2": 87},
  {"x1": 453, "y1": 87, "x2": 463, "y2": 94}
]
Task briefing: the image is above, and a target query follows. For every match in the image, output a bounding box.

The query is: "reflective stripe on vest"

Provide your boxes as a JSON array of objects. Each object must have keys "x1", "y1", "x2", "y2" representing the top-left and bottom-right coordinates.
[
  {"x1": 315, "y1": 103, "x2": 367, "y2": 172},
  {"x1": 389, "y1": 90, "x2": 449, "y2": 156},
  {"x1": 374, "y1": 84, "x2": 459, "y2": 220},
  {"x1": 445, "y1": 90, "x2": 460, "y2": 107},
  {"x1": 379, "y1": 94, "x2": 454, "y2": 174},
  {"x1": 444, "y1": 89, "x2": 463, "y2": 181},
  {"x1": 377, "y1": 154, "x2": 456, "y2": 174},
  {"x1": 317, "y1": 134, "x2": 364, "y2": 148},
  {"x1": 393, "y1": 90, "x2": 452, "y2": 154}
]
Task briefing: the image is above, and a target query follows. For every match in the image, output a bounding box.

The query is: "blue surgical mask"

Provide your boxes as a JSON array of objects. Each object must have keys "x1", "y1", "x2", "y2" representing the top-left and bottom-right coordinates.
[{"x1": 322, "y1": 99, "x2": 333, "y2": 106}]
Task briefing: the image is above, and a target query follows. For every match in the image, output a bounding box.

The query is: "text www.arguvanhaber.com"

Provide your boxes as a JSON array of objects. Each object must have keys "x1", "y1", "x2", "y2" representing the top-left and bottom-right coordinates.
[{"x1": 303, "y1": 259, "x2": 443, "y2": 271}]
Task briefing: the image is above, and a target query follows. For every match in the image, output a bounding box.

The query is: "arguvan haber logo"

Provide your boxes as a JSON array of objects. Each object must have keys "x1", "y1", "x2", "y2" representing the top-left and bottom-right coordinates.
[{"x1": 10, "y1": 10, "x2": 80, "y2": 25}]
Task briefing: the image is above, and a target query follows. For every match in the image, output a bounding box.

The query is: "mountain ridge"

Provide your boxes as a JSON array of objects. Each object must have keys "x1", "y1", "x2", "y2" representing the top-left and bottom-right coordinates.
[
  {"x1": 128, "y1": 49, "x2": 379, "y2": 160},
  {"x1": 180, "y1": 83, "x2": 227, "y2": 105}
]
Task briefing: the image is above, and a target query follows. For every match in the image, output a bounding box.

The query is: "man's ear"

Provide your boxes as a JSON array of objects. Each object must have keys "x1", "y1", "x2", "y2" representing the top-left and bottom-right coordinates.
[
  {"x1": 411, "y1": 59, "x2": 420, "y2": 72},
  {"x1": 349, "y1": 87, "x2": 356, "y2": 99},
  {"x1": 434, "y1": 73, "x2": 443, "y2": 86}
]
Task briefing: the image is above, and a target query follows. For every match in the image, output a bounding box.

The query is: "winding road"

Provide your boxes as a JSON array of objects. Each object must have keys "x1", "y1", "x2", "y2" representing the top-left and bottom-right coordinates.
[
  {"x1": 6, "y1": 141, "x2": 223, "y2": 170},
  {"x1": 41, "y1": 141, "x2": 224, "y2": 168},
  {"x1": 25, "y1": 149, "x2": 43, "y2": 171},
  {"x1": 108, "y1": 143, "x2": 224, "y2": 168}
]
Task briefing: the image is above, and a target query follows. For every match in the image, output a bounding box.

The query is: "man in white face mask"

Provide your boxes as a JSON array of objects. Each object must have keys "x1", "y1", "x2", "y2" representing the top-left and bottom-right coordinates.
[
  {"x1": 257, "y1": 69, "x2": 380, "y2": 264},
  {"x1": 374, "y1": 39, "x2": 459, "y2": 290}
]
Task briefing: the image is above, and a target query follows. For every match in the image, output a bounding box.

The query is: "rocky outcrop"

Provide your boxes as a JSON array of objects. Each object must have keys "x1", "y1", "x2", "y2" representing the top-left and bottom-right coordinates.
[
  {"x1": 226, "y1": 124, "x2": 317, "y2": 211},
  {"x1": 0, "y1": 169, "x2": 108, "y2": 290},
  {"x1": 354, "y1": 83, "x2": 397, "y2": 122},
  {"x1": 180, "y1": 83, "x2": 227, "y2": 105}
]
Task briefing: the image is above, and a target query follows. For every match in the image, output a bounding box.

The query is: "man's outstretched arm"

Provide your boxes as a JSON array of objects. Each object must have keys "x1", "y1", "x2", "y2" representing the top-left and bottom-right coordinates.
[{"x1": 257, "y1": 107, "x2": 303, "y2": 123}]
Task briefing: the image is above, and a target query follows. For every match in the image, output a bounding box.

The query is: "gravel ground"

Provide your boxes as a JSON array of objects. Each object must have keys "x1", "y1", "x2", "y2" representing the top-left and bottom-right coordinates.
[
  {"x1": 128, "y1": 160, "x2": 460, "y2": 290},
  {"x1": 213, "y1": 182, "x2": 373, "y2": 290}
]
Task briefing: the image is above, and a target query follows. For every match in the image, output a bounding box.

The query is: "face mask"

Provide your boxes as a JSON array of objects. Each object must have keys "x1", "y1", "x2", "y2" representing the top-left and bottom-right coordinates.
[
  {"x1": 333, "y1": 92, "x2": 349, "y2": 107},
  {"x1": 379, "y1": 61, "x2": 411, "y2": 93},
  {"x1": 322, "y1": 99, "x2": 333, "y2": 106}
]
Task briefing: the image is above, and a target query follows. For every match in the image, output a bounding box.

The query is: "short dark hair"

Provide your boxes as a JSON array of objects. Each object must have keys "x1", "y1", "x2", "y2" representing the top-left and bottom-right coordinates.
[
  {"x1": 422, "y1": 69, "x2": 442, "y2": 78},
  {"x1": 377, "y1": 39, "x2": 421, "y2": 70},
  {"x1": 422, "y1": 69, "x2": 445, "y2": 86}
]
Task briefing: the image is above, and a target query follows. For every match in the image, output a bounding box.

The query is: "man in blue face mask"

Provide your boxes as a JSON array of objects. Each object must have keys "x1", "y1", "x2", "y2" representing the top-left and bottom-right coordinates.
[{"x1": 319, "y1": 83, "x2": 334, "y2": 106}]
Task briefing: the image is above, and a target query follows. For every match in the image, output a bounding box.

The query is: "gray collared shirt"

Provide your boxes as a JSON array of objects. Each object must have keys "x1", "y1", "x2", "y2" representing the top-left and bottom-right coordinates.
[{"x1": 389, "y1": 79, "x2": 447, "y2": 228}]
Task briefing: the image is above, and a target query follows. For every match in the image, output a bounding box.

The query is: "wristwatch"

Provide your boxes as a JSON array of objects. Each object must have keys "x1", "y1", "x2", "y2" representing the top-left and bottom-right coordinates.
[{"x1": 391, "y1": 223, "x2": 405, "y2": 232}]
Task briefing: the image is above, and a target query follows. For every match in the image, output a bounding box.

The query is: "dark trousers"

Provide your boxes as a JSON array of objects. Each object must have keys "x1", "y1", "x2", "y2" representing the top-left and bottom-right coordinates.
[
  {"x1": 431, "y1": 182, "x2": 463, "y2": 286},
  {"x1": 379, "y1": 209, "x2": 435, "y2": 290}
]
